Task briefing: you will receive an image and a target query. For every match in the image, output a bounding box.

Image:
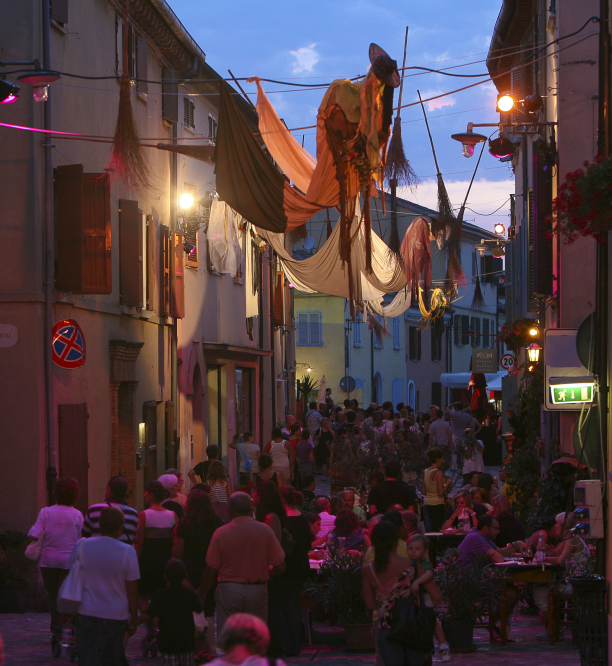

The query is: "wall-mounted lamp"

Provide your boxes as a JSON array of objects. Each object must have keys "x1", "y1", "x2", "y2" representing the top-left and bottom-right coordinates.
[
  {"x1": 496, "y1": 93, "x2": 515, "y2": 112},
  {"x1": 450, "y1": 122, "x2": 487, "y2": 158},
  {"x1": 17, "y1": 70, "x2": 61, "y2": 102},
  {"x1": 0, "y1": 79, "x2": 19, "y2": 104},
  {"x1": 526, "y1": 342, "x2": 542, "y2": 363}
]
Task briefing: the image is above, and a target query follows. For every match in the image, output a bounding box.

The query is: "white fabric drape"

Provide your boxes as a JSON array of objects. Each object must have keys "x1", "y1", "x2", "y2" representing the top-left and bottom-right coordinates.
[
  {"x1": 244, "y1": 225, "x2": 259, "y2": 318},
  {"x1": 208, "y1": 198, "x2": 243, "y2": 276}
]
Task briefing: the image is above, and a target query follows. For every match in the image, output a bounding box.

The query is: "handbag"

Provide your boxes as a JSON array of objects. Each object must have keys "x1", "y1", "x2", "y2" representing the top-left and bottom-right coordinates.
[
  {"x1": 193, "y1": 611, "x2": 208, "y2": 634},
  {"x1": 25, "y1": 508, "x2": 47, "y2": 562},
  {"x1": 387, "y1": 592, "x2": 436, "y2": 651},
  {"x1": 57, "y1": 540, "x2": 86, "y2": 614}
]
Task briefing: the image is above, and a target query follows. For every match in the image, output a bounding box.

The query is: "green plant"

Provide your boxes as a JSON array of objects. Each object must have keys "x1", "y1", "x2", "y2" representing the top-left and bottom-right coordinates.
[
  {"x1": 495, "y1": 317, "x2": 538, "y2": 354},
  {"x1": 316, "y1": 550, "x2": 371, "y2": 624},
  {"x1": 434, "y1": 549, "x2": 507, "y2": 622},
  {"x1": 297, "y1": 376, "x2": 320, "y2": 404},
  {"x1": 550, "y1": 155, "x2": 612, "y2": 244}
]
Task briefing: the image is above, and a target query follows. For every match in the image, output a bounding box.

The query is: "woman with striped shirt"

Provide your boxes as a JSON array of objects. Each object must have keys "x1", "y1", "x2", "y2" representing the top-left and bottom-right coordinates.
[{"x1": 207, "y1": 461, "x2": 231, "y2": 523}]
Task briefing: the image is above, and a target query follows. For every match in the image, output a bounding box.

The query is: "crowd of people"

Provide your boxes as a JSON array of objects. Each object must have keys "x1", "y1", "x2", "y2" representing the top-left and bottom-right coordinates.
[{"x1": 25, "y1": 397, "x2": 592, "y2": 666}]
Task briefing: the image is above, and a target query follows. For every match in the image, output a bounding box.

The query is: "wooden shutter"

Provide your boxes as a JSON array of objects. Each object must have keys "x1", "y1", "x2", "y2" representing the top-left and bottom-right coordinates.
[
  {"x1": 156, "y1": 401, "x2": 166, "y2": 482},
  {"x1": 409, "y1": 326, "x2": 416, "y2": 359},
  {"x1": 160, "y1": 225, "x2": 171, "y2": 316},
  {"x1": 171, "y1": 232, "x2": 185, "y2": 318},
  {"x1": 161, "y1": 69, "x2": 178, "y2": 124},
  {"x1": 146, "y1": 215, "x2": 157, "y2": 312},
  {"x1": 354, "y1": 317, "x2": 361, "y2": 347},
  {"x1": 284, "y1": 277, "x2": 292, "y2": 327},
  {"x1": 297, "y1": 313, "x2": 309, "y2": 346},
  {"x1": 58, "y1": 403, "x2": 89, "y2": 515},
  {"x1": 417, "y1": 328, "x2": 422, "y2": 360},
  {"x1": 50, "y1": 0, "x2": 68, "y2": 24},
  {"x1": 136, "y1": 36, "x2": 148, "y2": 94},
  {"x1": 166, "y1": 400, "x2": 175, "y2": 469},
  {"x1": 273, "y1": 272, "x2": 284, "y2": 327},
  {"x1": 461, "y1": 315, "x2": 470, "y2": 346},
  {"x1": 431, "y1": 327, "x2": 441, "y2": 361},
  {"x1": 143, "y1": 401, "x2": 158, "y2": 483},
  {"x1": 393, "y1": 318, "x2": 400, "y2": 349},
  {"x1": 56, "y1": 165, "x2": 111, "y2": 294},
  {"x1": 309, "y1": 313, "x2": 321, "y2": 346},
  {"x1": 483, "y1": 318, "x2": 490, "y2": 346},
  {"x1": 453, "y1": 314, "x2": 461, "y2": 345},
  {"x1": 532, "y1": 140, "x2": 553, "y2": 297},
  {"x1": 431, "y1": 382, "x2": 442, "y2": 408},
  {"x1": 119, "y1": 199, "x2": 143, "y2": 307}
]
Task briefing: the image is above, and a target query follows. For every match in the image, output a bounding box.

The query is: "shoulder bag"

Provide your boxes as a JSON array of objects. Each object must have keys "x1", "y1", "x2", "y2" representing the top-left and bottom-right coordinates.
[
  {"x1": 25, "y1": 508, "x2": 47, "y2": 562},
  {"x1": 57, "y1": 540, "x2": 86, "y2": 614}
]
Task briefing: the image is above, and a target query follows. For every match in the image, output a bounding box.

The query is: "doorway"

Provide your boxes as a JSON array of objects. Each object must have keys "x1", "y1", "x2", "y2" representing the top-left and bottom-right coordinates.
[
  {"x1": 192, "y1": 363, "x2": 204, "y2": 465},
  {"x1": 207, "y1": 364, "x2": 223, "y2": 456},
  {"x1": 235, "y1": 367, "x2": 253, "y2": 435}
]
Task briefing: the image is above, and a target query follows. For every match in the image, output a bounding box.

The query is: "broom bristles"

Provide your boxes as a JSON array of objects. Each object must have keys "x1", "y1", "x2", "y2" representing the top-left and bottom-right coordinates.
[
  {"x1": 384, "y1": 118, "x2": 419, "y2": 190},
  {"x1": 471, "y1": 273, "x2": 487, "y2": 310}
]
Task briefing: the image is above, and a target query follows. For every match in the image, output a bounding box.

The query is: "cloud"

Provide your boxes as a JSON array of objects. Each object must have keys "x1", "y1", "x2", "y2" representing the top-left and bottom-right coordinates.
[
  {"x1": 416, "y1": 89, "x2": 456, "y2": 111},
  {"x1": 404, "y1": 177, "x2": 514, "y2": 234},
  {"x1": 291, "y1": 44, "x2": 319, "y2": 73}
]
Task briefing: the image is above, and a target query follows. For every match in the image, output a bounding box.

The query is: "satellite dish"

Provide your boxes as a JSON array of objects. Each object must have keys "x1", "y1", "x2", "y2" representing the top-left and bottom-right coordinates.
[{"x1": 303, "y1": 236, "x2": 315, "y2": 250}]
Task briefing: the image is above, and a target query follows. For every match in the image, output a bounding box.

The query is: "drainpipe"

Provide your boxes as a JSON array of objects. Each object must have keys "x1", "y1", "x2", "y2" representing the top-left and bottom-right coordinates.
[
  {"x1": 270, "y1": 251, "x2": 276, "y2": 425},
  {"x1": 258, "y1": 248, "x2": 265, "y2": 448},
  {"x1": 42, "y1": 0, "x2": 56, "y2": 506},
  {"x1": 170, "y1": 122, "x2": 178, "y2": 468},
  {"x1": 370, "y1": 329, "x2": 374, "y2": 404}
]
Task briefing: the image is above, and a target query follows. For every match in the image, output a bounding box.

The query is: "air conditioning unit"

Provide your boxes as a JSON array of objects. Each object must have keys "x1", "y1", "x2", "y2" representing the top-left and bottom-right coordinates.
[{"x1": 574, "y1": 480, "x2": 604, "y2": 539}]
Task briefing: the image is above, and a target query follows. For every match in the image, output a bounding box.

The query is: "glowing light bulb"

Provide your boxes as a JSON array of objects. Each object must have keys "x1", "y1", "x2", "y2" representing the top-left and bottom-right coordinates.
[
  {"x1": 497, "y1": 94, "x2": 514, "y2": 112},
  {"x1": 179, "y1": 193, "x2": 195, "y2": 209}
]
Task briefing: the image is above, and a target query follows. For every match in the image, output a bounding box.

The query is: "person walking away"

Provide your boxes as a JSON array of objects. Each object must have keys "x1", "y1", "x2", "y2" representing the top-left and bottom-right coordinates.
[
  {"x1": 428, "y1": 410, "x2": 452, "y2": 448},
  {"x1": 198, "y1": 493, "x2": 286, "y2": 636},
  {"x1": 253, "y1": 454, "x2": 281, "y2": 489},
  {"x1": 189, "y1": 445, "x2": 222, "y2": 485},
  {"x1": 304, "y1": 401, "x2": 323, "y2": 434},
  {"x1": 314, "y1": 418, "x2": 333, "y2": 480},
  {"x1": 69, "y1": 507, "x2": 139, "y2": 666},
  {"x1": 164, "y1": 468, "x2": 188, "y2": 507},
  {"x1": 266, "y1": 428, "x2": 294, "y2": 486},
  {"x1": 135, "y1": 481, "x2": 178, "y2": 599},
  {"x1": 421, "y1": 448, "x2": 453, "y2": 533},
  {"x1": 158, "y1": 474, "x2": 185, "y2": 519},
  {"x1": 254, "y1": 482, "x2": 286, "y2": 542},
  {"x1": 172, "y1": 490, "x2": 223, "y2": 659},
  {"x1": 406, "y1": 535, "x2": 450, "y2": 662},
  {"x1": 460, "y1": 429, "x2": 485, "y2": 486},
  {"x1": 134, "y1": 559, "x2": 202, "y2": 666},
  {"x1": 445, "y1": 403, "x2": 473, "y2": 445},
  {"x1": 362, "y1": 521, "x2": 442, "y2": 666},
  {"x1": 296, "y1": 429, "x2": 315, "y2": 488},
  {"x1": 206, "y1": 613, "x2": 284, "y2": 666},
  {"x1": 207, "y1": 461, "x2": 232, "y2": 523},
  {"x1": 367, "y1": 460, "x2": 417, "y2": 516},
  {"x1": 82, "y1": 475, "x2": 138, "y2": 545},
  {"x1": 268, "y1": 487, "x2": 312, "y2": 658},
  {"x1": 28, "y1": 477, "x2": 83, "y2": 655},
  {"x1": 229, "y1": 431, "x2": 260, "y2": 481}
]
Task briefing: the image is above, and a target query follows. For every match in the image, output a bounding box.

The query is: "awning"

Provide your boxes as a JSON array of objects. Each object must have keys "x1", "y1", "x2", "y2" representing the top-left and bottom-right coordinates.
[{"x1": 440, "y1": 370, "x2": 507, "y2": 391}]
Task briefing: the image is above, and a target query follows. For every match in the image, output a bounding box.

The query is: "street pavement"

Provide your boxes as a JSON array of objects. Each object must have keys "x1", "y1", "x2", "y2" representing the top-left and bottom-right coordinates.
[{"x1": 0, "y1": 611, "x2": 581, "y2": 665}]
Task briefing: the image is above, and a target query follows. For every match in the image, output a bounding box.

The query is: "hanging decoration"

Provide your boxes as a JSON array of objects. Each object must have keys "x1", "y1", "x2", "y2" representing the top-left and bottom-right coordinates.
[
  {"x1": 108, "y1": 0, "x2": 151, "y2": 193},
  {"x1": 471, "y1": 252, "x2": 487, "y2": 311},
  {"x1": 399, "y1": 216, "x2": 432, "y2": 300},
  {"x1": 368, "y1": 312, "x2": 390, "y2": 347}
]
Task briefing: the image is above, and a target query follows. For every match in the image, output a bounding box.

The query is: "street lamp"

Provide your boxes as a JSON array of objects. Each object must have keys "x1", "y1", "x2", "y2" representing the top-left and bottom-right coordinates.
[
  {"x1": 0, "y1": 79, "x2": 19, "y2": 104},
  {"x1": 450, "y1": 123, "x2": 487, "y2": 158},
  {"x1": 526, "y1": 342, "x2": 542, "y2": 363},
  {"x1": 496, "y1": 93, "x2": 515, "y2": 112},
  {"x1": 494, "y1": 223, "x2": 505, "y2": 235},
  {"x1": 17, "y1": 70, "x2": 61, "y2": 102}
]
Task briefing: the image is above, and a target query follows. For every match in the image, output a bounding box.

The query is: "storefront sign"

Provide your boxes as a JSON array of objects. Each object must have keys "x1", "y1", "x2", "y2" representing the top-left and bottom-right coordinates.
[
  {"x1": 0, "y1": 324, "x2": 18, "y2": 348},
  {"x1": 472, "y1": 348, "x2": 498, "y2": 373},
  {"x1": 52, "y1": 319, "x2": 86, "y2": 369}
]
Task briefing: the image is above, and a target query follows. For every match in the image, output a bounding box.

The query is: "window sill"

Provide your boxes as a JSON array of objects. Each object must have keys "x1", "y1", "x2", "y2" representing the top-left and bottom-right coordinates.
[
  {"x1": 136, "y1": 92, "x2": 149, "y2": 104},
  {"x1": 51, "y1": 19, "x2": 67, "y2": 35},
  {"x1": 183, "y1": 124, "x2": 198, "y2": 135}
]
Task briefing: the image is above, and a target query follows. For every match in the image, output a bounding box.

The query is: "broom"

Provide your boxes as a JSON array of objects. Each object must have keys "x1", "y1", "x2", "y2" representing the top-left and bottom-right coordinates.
[
  {"x1": 385, "y1": 28, "x2": 418, "y2": 256},
  {"x1": 471, "y1": 250, "x2": 487, "y2": 310},
  {"x1": 108, "y1": 0, "x2": 151, "y2": 193},
  {"x1": 417, "y1": 90, "x2": 463, "y2": 283}
]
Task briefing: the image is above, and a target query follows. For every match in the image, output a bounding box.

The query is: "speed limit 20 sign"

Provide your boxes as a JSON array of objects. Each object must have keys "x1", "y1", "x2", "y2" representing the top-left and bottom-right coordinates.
[{"x1": 500, "y1": 353, "x2": 516, "y2": 371}]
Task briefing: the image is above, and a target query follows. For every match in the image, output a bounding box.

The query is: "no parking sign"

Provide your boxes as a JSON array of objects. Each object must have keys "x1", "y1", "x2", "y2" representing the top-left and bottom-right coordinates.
[{"x1": 52, "y1": 319, "x2": 86, "y2": 369}]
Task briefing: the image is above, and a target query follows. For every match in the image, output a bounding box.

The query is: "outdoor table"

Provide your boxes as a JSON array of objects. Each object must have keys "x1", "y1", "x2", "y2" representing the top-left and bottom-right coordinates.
[
  {"x1": 493, "y1": 561, "x2": 559, "y2": 646},
  {"x1": 424, "y1": 531, "x2": 467, "y2": 565}
]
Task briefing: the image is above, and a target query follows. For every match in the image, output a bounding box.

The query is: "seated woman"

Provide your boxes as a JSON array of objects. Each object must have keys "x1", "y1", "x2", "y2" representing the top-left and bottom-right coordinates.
[
  {"x1": 459, "y1": 471, "x2": 481, "y2": 493},
  {"x1": 470, "y1": 486, "x2": 493, "y2": 511},
  {"x1": 304, "y1": 512, "x2": 328, "y2": 557},
  {"x1": 328, "y1": 508, "x2": 371, "y2": 552},
  {"x1": 442, "y1": 492, "x2": 478, "y2": 531},
  {"x1": 490, "y1": 494, "x2": 524, "y2": 548}
]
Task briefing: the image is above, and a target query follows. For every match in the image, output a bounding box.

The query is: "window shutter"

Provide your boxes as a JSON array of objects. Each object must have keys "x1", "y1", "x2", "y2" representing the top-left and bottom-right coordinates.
[
  {"x1": 119, "y1": 199, "x2": 143, "y2": 307},
  {"x1": 431, "y1": 382, "x2": 442, "y2": 408},
  {"x1": 461, "y1": 315, "x2": 470, "y2": 346},
  {"x1": 417, "y1": 328, "x2": 422, "y2": 360},
  {"x1": 127, "y1": 25, "x2": 136, "y2": 79},
  {"x1": 483, "y1": 318, "x2": 490, "y2": 346},
  {"x1": 532, "y1": 139, "x2": 553, "y2": 297},
  {"x1": 393, "y1": 318, "x2": 400, "y2": 349},
  {"x1": 273, "y1": 272, "x2": 284, "y2": 327},
  {"x1": 183, "y1": 97, "x2": 195, "y2": 128},
  {"x1": 166, "y1": 401, "x2": 175, "y2": 469},
  {"x1": 184, "y1": 221, "x2": 198, "y2": 267},
  {"x1": 297, "y1": 313, "x2": 309, "y2": 346},
  {"x1": 58, "y1": 403, "x2": 88, "y2": 515},
  {"x1": 284, "y1": 278, "x2": 291, "y2": 327},
  {"x1": 454, "y1": 314, "x2": 461, "y2": 345},
  {"x1": 431, "y1": 327, "x2": 442, "y2": 361},
  {"x1": 409, "y1": 326, "x2": 415, "y2": 359},
  {"x1": 354, "y1": 317, "x2": 361, "y2": 347},
  {"x1": 50, "y1": 0, "x2": 69, "y2": 25},
  {"x1": 309, "y1": 313, "x2": 321, "y2": 346},
  {"x1": 161, "y1": 69, "x2": 178, "y2": 124},
  {"x1": 171, "y1": 232, "x2": 185, "y2": 318},
  {"x1": 56, "y1": 165, "x2": 112, "y2": 294},
  {"x1": 136, "y1": 36, "x2": 148, "y2": 94},
  {"x1": 146, "y1": 215, "x2": 157, "y2": 312},
  {"x1": 160, "y1": 225, "x2": 171, "y2": 316}
]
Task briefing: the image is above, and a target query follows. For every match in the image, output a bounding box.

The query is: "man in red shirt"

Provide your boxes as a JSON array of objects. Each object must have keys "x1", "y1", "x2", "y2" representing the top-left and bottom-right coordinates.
[{"x1": 199, "y1": 492, "x2": 285, "y2": 635}]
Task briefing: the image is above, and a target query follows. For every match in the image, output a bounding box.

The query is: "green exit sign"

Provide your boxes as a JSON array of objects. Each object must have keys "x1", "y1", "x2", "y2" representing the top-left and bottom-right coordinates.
[{"x1": 551, "y1": 384, "x2": 593, "y2": 405}]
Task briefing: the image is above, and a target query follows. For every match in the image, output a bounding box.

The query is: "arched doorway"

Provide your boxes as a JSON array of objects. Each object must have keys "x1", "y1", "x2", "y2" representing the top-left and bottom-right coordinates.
[
  {"x1": 192, "y1": 363, "x2": 204, "y2": 465},
  {"x1": 408, "y1": 381, "x2": 416, "y2": 411}
]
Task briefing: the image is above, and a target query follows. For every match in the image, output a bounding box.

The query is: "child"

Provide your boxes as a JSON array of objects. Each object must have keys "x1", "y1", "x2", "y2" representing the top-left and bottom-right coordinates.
[
  {"x1": 237, "y1": 472, "x2": 253, "y2": 496},
  {"x1": 407, "y1": 534, "x2": 451, "y2": 662},
  {"x1": 135, "y1": 559, "x2": 204, "y2": 666}
]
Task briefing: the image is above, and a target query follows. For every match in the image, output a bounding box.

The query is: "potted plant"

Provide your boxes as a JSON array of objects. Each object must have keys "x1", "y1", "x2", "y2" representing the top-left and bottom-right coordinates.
[
  {"x1": 0, "y1": 532, "x2": 34, "y2": 613},
  {"x1": 316, "y1": 550, "x2": 374, "y2": 651},
  {"x1": 434, "y1": 548, "x2": 506, "y2": 651},
  {"x1": 495, "y1": 317, "x2": 538, "y2": 354}
]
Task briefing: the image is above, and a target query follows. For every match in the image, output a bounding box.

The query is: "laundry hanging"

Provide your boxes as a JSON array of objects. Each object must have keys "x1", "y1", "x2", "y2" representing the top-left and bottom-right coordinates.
[{"x1": 207, "y1": 197, "x2": 243, "y2": 275}]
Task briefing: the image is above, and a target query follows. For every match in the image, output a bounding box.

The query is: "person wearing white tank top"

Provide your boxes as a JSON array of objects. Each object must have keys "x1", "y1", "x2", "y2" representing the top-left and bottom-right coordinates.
[{"x1": 265, "y1": 428, "x2": 295, "y2": 485}]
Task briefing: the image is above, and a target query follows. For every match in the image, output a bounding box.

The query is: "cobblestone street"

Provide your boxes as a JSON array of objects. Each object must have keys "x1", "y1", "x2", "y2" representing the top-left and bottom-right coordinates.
[{"x1": 0, "y1": 611, "x2": 580, "y2": 665}]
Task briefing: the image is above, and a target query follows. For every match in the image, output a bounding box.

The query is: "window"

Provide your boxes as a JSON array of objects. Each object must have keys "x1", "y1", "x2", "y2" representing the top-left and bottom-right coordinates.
[
  {"x1": 183, "y1": 183, "x2": 198, "y2": 267},
  {"x1": 297, "y1": 312, "x2": 322, "y2": 347},
  {"x1": 483, "y1": 319, "x2": 490, "y2": 347},
  {"x1": 50, "y1": 0, "x2": 69, "y2": 26},
  {"x1": 431, "y1": 327, "x2": 442, "y2": 361},
  {"x1": 55, "y1": 164, "x2": 111, "y2": 294},
  {"x1": 162, "y1": 69, "x2": 178, "y2": 124},
  {"x1": 431, "y1": 381, "x2": 442, "y2": 408},
  {"x1": 454, "y1": 314, "x2": 470, "y2": 346},
  {"x1": 353, "y1": 316, "x2": 362, "y2": 347},
  {"x1": 115, "y1": 17, "x2": 147, "y2": 93},
  {"x1": 393, "y1": 317, "x2": 400, "y2": 349},
  {"x1": 373, "y1": 315, "x2": 383, "y2": 349},
  {"x1": 470, "y1": 317, "x2": 480, "y2": 347},
  {"x1": 273, "y1": 272, "x2": 285, "y2": 327},
  {"x1": 144, "y1": 215, "x2": 156, "y2": 312},
  {"x1": 208, "y1": 115, "x2": 218, "y2": 141},
  {"x1": 409, "y1": 326, "x2": 421, "y2": 361},
  {"x1": 119, "y1": 199, "x2": 143, "y2": 307},
  {"x1": 160, "y1": 225, "x2": 172, "y2": 316},
  {"x1": 183, "y1": 97, "x2": 195, "y2": 129}
]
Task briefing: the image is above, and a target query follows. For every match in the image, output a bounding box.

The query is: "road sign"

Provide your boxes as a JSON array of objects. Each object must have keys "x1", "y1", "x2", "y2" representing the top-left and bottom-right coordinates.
[
  {"x1": 340, "y1": 376, "x2": 356, "y2": 393},
  {"x1": 500, "y1": 353, "x2": 516, "y2": 371},
  {"x1": 52, "y1": 319, "x2": 86, "y2": 369},
  {"x1": 472, "y1": 349, "x2": 498, "y2": 373}
]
